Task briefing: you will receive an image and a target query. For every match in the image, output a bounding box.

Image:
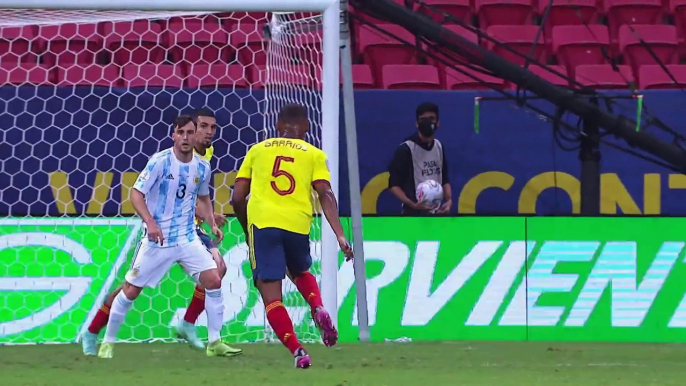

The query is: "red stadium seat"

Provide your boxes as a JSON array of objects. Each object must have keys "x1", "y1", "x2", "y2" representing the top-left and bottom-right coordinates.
[
  {"x1": 252, "y1": 64, "x2": 313, "y2": 89},
  {"x1": 418, "y1": 0, "x2": 473, "y2": 24},
  {"x1": 487, "y1": 25, "x2": 548, "y2": 65},
  {"x1": 476, "y1": 0, "x2": 535, "y2": 29},
  {"x1": 670, "y1": 0, "x2": 686, "y2": 41},
  {"x1": 540, "y1": 0, "x2": 600, "y2": 38},
  {"x1": 358, "y1": 25, "x2": 418, "y2": 82},
  {"x1": 553, "y1": 25, "x2": 610, "y2": 78},
  {"x1": 604, "y1": 0, "x2": 664, "y2": 42},
  {"x1": 382, "y1": 64, "x2": 442, "y2": 89},
  {"x1": 639, "y1": 64, "x2": 686, "y2": 88},
  {"x1": 0, "y1": 26, "x2": 37, "y2": 63},
  {"x1": 123, "y1": 64, "x2": 185, "y2": 88},
  {"x1": 102, "y1": 21, "x2": 164, "y2": 65},
  {"x1": 340, "y1": 64, "x2": 376, "y2": 89},
  {"x1": 445, "y1": 66, "x2": 506, "y2": 89},
  {"x1": 38, "y1": 23, "x2": 102, "y2": 67},
  {"x1": 427, "y1": 25, "x2": 481, "y2": 70},
  {"x1": 186, "y1": 64, "x2": 250, "y2": 88},
  {"x1": 57, "y1": 64, "x2": 120, "y2": 87},
  {"x1": 0, "y1": 63, "x2": 52, "y2": 85},
  {"x1": 166, "y1": 19, "x2": 230, "y2": 65},
  {"x1": 619, "y1": 25, "x2": 678, "y2": 75},
  {"x1": 231, "y1": 24, "x2": 268, "y2": 67},
  {"x1": 519, "y1": 65, "x2": 570, "y2": 88},
  {"x1": 575, "y1": 64, "x2": 634, "y2": 89}
]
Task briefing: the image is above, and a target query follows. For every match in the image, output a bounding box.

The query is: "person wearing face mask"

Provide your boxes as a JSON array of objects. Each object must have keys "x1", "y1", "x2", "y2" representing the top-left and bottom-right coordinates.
[{"x1": 387, "y1": 102, "x2": 453, "y2": 215}]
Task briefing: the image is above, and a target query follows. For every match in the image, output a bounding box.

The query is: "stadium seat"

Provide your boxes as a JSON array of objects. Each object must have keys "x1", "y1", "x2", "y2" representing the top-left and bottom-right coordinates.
[
  {"x1": 486, "y1": 26, "x2": 548, "y2": 65},
  {"x1": 476, "y1": 0, "x2": 535, "y2": 29},
  {"x1": 445, "y1": 66, "x2": 506, "y2": 89},
  {"x1": 57, "y1": 64, "x2": 120, "y2": 87},
  {"x1": 0, "y1": 63, "x2": 52, "y2": 85},
  {"x1": 166, "y1": 19, "x2": 230, "y2": 65},
  {"x1": 382, "y1": 64, "x2": 442, "y2": 89},
  {"x1": 123, "y1": 64, "x2": 185, "y2": 88},
  {"x1": 341, "y1": 64, "x2": 376, "y2": 89},
  {"x1": 417, "y1": 0, "x2": 473, "y2": 24},
  {"x1": 604, "y1": 0, "x2": 664, "y2": 42},
  {"x1": 38, "y1": 23, "x2": 102, "y2": 67},
  {"x1": 516, "y1": 65, "x2": 570, "y2": 88},
  {"x1": 539, "y1": 0, "x2": 600, "y2": 38},
  {"x1": 575, "y1": 64, "x2": 634, "y2": 89},
  {"x1": 639, "y1": 64, "x2": 686, "y2": 88},
  {"x1": 426, "y1": 25, "x2": 481, "y2": 70},
  {"x1": 251, "y1": 64, "x2": 313, "y2": 89},
  {"x1": 553, "y1": 25, "x2": 610, "y2": 78},
  {"x1": 231, "y1": 24, "x2": 268, "y2": 67},
  {"x1": 0, "y1": 26, "x2": 37, "y2": 63},
  {"x1": 619, "y1": 25, "x2": 678, "y2": 75},
  {"x1": 670, "y1": 0, "x2": 686, "y2": 41},
  {"x1": 186, "y1": 64, "x2": 250, "y2": 88},
  {"x1": 358, "y1": 25, "x2": 418, "y2": 82},
  {"x1": 102, "y1": 21, "x2": 164, "y2": 65}
]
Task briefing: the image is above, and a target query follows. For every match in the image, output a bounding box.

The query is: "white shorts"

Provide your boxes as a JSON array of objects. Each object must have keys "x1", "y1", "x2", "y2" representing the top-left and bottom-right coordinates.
[{"x1": 125, "y1": 238, "x2": 217, "y2": 288}]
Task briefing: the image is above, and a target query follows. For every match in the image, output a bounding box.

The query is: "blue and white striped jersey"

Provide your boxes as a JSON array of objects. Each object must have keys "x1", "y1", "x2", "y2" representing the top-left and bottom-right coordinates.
[{"x1": 133, "y1": 148, "x2": 211, "y2": 247}]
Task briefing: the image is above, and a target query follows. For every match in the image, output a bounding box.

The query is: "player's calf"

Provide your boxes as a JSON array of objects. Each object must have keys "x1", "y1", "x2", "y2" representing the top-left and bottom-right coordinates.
[
  {"x1": 98, "y1": 282, "x2": 142, "y2": 359},
  {"x1": 82, "y1": 285, "x2": 122, "y2": 356},
  {"x1": 258, "y1": 279, "x2": 304, "y2": 356}
]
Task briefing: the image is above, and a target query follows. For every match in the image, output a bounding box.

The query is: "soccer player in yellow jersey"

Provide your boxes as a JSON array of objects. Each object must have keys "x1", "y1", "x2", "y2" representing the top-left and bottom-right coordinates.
[
  {"x1": 82, "y1": 108, "x2": 241, "y2": 357},
  {"x1": 232, "y1": 103, "x2": 354, "y2": 369}
]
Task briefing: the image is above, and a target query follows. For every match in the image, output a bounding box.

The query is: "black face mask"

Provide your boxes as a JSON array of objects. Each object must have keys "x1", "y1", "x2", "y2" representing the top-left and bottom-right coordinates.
[{"x1": 417, "y1": 120, "x2": 437, "y2": 137}]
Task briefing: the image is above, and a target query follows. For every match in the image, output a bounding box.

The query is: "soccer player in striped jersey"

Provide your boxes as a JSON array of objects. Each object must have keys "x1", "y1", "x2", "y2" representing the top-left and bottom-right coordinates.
[
  {"x1": 82, "y1": 109, "x2": 241, "y2": 356},
  {"x1": 175, "y1": 108, "x2": 235, "y2": 350},
  {"x1": 85, "y1": 115, "x2": 238, "y2": 359},
  {"x1": 232, "y1": 103, "x2": 354, "y2": 369}
]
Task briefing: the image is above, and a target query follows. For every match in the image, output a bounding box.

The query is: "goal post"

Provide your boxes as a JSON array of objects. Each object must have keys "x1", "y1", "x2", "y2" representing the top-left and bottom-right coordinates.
[{"x1": 0, "y1": 0, "x2": 365, "y2": 345}]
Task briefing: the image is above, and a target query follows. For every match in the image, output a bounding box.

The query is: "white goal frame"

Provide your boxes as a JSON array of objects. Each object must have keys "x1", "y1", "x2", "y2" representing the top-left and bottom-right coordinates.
[{"x1": 0, "y1": 0, "x2": 344, "y2": 329}]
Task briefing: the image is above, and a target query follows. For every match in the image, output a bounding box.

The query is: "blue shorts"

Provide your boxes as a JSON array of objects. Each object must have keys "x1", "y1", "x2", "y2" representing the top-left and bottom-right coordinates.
[
  {"x1": 196, "y1": 226, "x2": 217, "y2": 251},
  {"x1": 249, "y1": 225, "x2": 311, "y2": 285}
]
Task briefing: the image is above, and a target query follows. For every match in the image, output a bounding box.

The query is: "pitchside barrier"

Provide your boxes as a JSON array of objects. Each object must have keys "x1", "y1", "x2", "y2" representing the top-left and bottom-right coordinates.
[{"x1": 2, "y1": 216, "x2": 686, "y2": 344}]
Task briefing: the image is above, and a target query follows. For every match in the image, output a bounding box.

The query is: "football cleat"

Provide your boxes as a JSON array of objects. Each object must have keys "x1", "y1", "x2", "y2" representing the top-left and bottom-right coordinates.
[
  {"x1": 314, "y1": 307, "x2": 338, "y2": 347},
  {"x1": 81, "y1": 331, "x2": 98, "y2": 356},
  {"x1": 206, "y1": 340, "x2": 243, "y2": 357},
  {"x1": 98, "y1": 343, "x2": 114, "y2": 359},
  {"x1": 176, "y1": 320, "x2": 205, "y2": 350},
  {"x1": 294, "y1": 348, "x2": 311, "y2": 369}
]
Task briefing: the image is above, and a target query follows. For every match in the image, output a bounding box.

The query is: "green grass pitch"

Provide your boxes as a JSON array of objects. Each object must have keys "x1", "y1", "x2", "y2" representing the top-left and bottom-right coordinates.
[{"x1": 2, "y1": 341, "x2": 685, "y2": 386}]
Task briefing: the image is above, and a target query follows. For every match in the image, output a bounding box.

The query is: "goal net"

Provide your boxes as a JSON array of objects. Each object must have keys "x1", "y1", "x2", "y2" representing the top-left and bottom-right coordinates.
[{"x1": 0, "y1": 9, "x2": 332, "y2": 345}]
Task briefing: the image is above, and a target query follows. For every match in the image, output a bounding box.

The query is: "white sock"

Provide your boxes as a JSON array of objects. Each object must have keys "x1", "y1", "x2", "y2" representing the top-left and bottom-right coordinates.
[
  {"x1": 204, "y1": 288, "x2": 224, "y2": 343},
  {"x1": 103, "y1": 291, "x2": 134, "y2": 343}
]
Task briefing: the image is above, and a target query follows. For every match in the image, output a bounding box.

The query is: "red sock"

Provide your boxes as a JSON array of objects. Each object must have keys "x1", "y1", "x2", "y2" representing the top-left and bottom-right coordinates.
[
  {"x1": 265, "y1": 300, "x2": 301, "y2": 354},
  {"x1": 294, "y1": 272, "x2": 323, "y2": 314},
  {"x1": 87, "y1": 305, "x2": 110, "y2": 334},
  {"x1": 184, "y1": 286, "x2": 206, "y2": 324}
]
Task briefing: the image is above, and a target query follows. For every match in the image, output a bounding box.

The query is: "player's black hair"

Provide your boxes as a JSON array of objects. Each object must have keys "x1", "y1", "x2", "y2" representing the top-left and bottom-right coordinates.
[
  {"x1": 415, "y1": 102, "x2": 439, "y2": 121},
  {"x1": 173, "y1": 115, "x2": 196, "y2": 131},
  {"x1": 193, "y1": 107, "x2": 215, "y2": 121},
  {"x1": 277, "y1": 103, "x2": 308, "y2": 124}
]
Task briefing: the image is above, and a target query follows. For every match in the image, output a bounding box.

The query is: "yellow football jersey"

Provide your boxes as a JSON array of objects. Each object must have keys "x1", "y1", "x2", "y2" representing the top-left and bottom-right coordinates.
[
  {"x1": 236, "y1": 138, "x2": 330, "y2": 235},
  {"x1": 194, "y1": 145, "x2": 214, "y2": 226}
]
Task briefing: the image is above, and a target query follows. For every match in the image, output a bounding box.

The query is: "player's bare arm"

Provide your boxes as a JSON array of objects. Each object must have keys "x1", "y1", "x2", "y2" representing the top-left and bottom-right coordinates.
[
  {"x1": 232, "y1": 178, "x2": 250, "y2": 240},
  {"x1": 131, "y1": 188, "x2": 164, "y2": 246},
  {"x1": 196, "y1": 194, "x2": 223, "y2": 243},
  {"x1": 313, "y1": 181, "x2": 354, "y2": 260}
]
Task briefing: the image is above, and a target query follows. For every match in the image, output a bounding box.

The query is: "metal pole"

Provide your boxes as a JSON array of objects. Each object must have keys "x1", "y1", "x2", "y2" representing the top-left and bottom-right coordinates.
[
  {"x1": 580, "y1": 97, "x2": 601, "y2": 215},
  {"x1": 340, "y1": 0, "x2": 370, "y2": 342}
]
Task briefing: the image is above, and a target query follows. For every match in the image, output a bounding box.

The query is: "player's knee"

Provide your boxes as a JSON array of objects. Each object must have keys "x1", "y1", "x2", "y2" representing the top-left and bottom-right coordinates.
[
  {"x1": 199, "y1": 270, "x2": 222, "y2": 290},
  {"x1": 121, "y1": 282, "x2": 142, "y2": 300}
]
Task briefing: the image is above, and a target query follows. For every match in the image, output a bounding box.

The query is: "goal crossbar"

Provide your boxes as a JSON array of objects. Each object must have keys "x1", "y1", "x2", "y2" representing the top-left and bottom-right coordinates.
[{"x1": 0, "y1": 0, "x2": 336, "y2": 12}]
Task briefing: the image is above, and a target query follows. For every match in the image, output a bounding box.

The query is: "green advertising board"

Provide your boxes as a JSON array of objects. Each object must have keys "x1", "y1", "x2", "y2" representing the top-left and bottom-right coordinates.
[{"x1": 2, "y1": 217, "x2": 686, "y2": 344}]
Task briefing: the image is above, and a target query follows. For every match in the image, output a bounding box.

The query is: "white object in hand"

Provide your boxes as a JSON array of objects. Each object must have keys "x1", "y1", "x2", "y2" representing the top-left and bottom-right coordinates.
[{"x1": 415, "y1": 180, "x2": 443, "y2": 211}]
